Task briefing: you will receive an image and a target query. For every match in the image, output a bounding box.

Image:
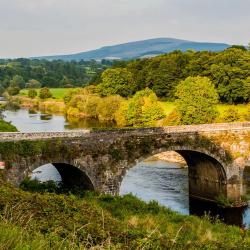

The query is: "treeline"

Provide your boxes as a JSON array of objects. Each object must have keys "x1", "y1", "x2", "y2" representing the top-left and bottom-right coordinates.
[
  {"x1": 0, "y1": 58, "x2": 111, "y2": 95},
  {"x1": 96, "y1": 47, "x2": 250, "y2": 104}
]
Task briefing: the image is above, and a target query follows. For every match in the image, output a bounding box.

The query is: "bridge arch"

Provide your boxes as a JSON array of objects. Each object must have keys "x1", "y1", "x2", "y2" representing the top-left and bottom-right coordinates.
[
  {"x1": 12, "y1": 160, "x2": 96, "y2": 192},
  {"x1": 117, "y1": 145, "x2": 229, "y2": 202}
]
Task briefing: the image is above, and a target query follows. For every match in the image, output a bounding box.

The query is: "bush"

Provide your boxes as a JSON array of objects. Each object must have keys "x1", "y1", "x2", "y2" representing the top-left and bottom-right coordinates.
[
  {"x1": 39, "y1": 87, "x2": 53, "y2": 99},
  {"x1": 28, "y1": 89, "x2": 37, "y2": 99},
  {"x1": 7, "y1": 86, "x2": 20, "y2": 96},
  {"x1": 162, "y1": 109, "x2": 182, "y2": 126},
  {"x1": 220, "y1": 107, "x2": 241, "y2": 123}
]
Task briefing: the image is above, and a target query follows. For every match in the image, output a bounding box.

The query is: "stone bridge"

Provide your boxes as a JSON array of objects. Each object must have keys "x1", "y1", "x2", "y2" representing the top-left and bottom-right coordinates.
[{"x1": 1, "y1": 122, "x2": 250, "y2": 204}]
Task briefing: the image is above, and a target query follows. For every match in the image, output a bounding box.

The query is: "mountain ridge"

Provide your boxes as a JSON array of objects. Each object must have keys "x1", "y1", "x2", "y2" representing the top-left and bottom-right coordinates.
[{"x1": 35, "y1": 38, "x2": 230, "y2": 61}]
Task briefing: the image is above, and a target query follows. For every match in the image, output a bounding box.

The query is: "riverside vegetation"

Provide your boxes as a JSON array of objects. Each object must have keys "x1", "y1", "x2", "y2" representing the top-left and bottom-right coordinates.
[
  {"x1": 0, "y1": 178, "x2": 249, "y2": 249},
  {"x1": 2, "y1": 46, "x2": 250, "y2": 127}
]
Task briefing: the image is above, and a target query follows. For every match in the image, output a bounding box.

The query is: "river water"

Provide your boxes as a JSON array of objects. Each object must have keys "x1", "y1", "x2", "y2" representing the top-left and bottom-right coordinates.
[{"x1": 3, "y1": 108, "x2": 250, "y2": 228}]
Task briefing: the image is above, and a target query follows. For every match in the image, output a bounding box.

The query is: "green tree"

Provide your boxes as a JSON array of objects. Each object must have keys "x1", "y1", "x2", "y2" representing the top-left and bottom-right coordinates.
[
  {"x1": 28, "y1": 89, "x2": 37, "y2": 99},
  {"x1": 175, "y1": 76, "x2": 219, "y2": 125},
  {"x1": 97, "y1": 95, "x2": 124, "y2": 122},
  {"x1": 26, "y1": 79, "x2": 41, "y2": 88},
  {"x1": 7, "y1": 86, "x2": 20, "y2": 96},
  {"x1": 98, "y1": 68, "x2": 135, "y2": 97},
  {"x1": 10, "y1": 75, "x2": 25, "y2": 89},
  {"x1": 125, "y1": 88, "x2": 165, "y2": 126},
  {"x1": 39, "y1": 87, "x2": 53, "y2": 99}
]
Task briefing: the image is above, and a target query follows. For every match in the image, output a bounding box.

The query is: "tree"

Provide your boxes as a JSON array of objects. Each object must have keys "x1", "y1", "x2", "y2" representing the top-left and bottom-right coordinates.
[
  {"x1": 7, "y1": 86, "x2": 20, "y2": 96},
  {"x1": 26, "y1": 79, "x2": 41, "y2": 89},
  {"x1": 10, "y1": 75, "x2": 25, "y2": 89},
  {"x1": 175, "y1": 76, "x2": 219, "y2": 125},
  {"x1": 97, "y1": 95, "x2": 123, "y2": 122},
  {"x1": 28, "y1": 89, "x2": 37, "y2": 99},
  {"x1": 125, "y1": 88, "x2": 165, "y2": 126},
  {"x1": 39, "y1": 88, "x2": 53, "y2": 99},
  {"x1": 98, "y1": 68, "x2": 136, "y2": 97}
]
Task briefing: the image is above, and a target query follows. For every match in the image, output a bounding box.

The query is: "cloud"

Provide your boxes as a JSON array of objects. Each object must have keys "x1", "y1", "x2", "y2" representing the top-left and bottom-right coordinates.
[{"x1": 0, "y1": 0, "x2": 249, "y2": 58}]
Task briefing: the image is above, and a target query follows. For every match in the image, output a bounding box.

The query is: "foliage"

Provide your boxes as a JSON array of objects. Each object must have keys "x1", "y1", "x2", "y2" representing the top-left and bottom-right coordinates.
[
  {"x1": 96, "y1": 48, "x2": 250, "y2": 104},
  {"x1": 26, "y1": 79, "x2": 41, "y2": 88},
  {"x1": 28, "y1": 89, "x2": 37, "y2": 99},
  {"x1": 0, "y1": 120, "x2": 18, "y2": 132},
  {"x1": 6, "y1": 86, "x2": 20, "y2": 96},
  {"x1": 98, "y1": 68, "x2": 136, "y2": 97},
  {"x1": 97, "y1": 95, "x2": 124, "y2": 122},
  {"x1": 0, "y1": 59, "x2": 111, "y2": 94},
  {"x1": 163, "y1": 109, "x2": 182, "y2": 126},
  {"x1": 220, "y1": 107, "x2": 241, "y2": 123},
  {"x1": 65, "y1": 87, "x2": 165, "y2": 127},
  {"x1": 0, "y1": 184, "x2": 249, "y2": 249},
  {"x1": 175, "y1": 76, "x2": 219, "y2": 125},
  {"x1": 124, "y1": 88, "x2": 165, "y2": 126},
  {"x1": 39, "y1": 87, "x2": 53, "y2": 99},
  {"x1": 65, "y1": 87, "x2": 101, "y2": 118}
]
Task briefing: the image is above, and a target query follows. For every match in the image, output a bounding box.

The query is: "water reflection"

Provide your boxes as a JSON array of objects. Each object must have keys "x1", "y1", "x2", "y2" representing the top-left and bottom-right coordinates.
[
  {"x1": 121, "y1": 160, "x2": 250, "y2": 228},
  {"x1": 3, "y1": 108, "x2": 114, "y2": 132}
]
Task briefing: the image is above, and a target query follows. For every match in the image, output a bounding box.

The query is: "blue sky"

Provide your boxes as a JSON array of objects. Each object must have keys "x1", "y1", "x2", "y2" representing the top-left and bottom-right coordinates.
[{"x1": 0, "y1": 0, "x2": 249, "y2": 58}]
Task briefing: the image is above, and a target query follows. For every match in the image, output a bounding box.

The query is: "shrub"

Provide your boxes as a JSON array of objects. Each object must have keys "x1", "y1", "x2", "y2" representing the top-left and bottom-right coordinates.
[
  {"x1": 39, "y1": 87, "x2": 53, "y2": 99},
  {"x1": 7, "y1": 86, "x2": 20, "y2": 96},
  {"x1": 28, "y1": 89, "x2": 37, "y2": 99},
  {"x1": 220, "y1": 107, "x2": 241, "y2": 123}
]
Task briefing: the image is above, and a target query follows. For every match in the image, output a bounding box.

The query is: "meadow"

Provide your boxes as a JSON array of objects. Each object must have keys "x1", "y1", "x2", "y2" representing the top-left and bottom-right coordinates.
[
  {"x1": 0, "y1": 181, "x2": 249, "y2": 249},
  {"x1": 19, "y1": 88, "x2": 73, "y2": 100}
]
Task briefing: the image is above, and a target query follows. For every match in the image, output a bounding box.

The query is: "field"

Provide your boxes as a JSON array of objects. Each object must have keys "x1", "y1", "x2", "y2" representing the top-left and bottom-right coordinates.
[
  {"x1": 160, "y1": 101, "x2": 249, "y2": 115},
  {"x1": 20, "y1": 88, "x2": 73, "y2": 100}
]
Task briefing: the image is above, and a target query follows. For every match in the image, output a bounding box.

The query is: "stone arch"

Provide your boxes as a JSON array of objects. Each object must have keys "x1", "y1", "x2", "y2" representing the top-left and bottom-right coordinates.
[
  {"x1": 52, "y1": 163, "x2": 95, "y2": 191},
  {"x1": 118, "y1": 146, "x2": 228, "y2": 202},
  {"x1": 9, "y1": 160, "x2": 95, "y2": 191}
]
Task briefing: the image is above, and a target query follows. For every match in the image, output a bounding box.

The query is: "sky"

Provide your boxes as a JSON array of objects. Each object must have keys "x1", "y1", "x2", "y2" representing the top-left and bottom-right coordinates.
[{"x1": 0, "y1": 0, "x2": 249, "y2": 58}]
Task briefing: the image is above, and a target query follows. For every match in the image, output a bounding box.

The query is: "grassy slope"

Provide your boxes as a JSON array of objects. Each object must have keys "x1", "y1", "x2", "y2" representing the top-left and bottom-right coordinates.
[
  {"x1": 0, "y1": 120, "x2": 17, "y2": 132},
  {"x1": 0, "y1": 183, "x2": 249, "y2": 249}
]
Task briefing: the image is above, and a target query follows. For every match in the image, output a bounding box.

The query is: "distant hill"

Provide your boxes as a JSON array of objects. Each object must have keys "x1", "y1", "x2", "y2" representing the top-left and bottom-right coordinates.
[{"x1": 36, "y1": 38, "x2": 230, "y2": 61}]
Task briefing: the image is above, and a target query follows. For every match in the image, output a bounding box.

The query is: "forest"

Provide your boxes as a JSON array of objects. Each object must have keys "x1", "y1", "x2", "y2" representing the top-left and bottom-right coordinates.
[
  {"x1": 96, "y1": 46, "x2": 250, "y2": 104},
  {"x1": 0, "y1": 58, "x2": 112, "y2": 95}
]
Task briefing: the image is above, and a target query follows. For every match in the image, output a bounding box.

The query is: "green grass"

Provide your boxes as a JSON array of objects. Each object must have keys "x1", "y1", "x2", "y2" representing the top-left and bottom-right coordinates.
[
  {"x1": 160, "y1": 101, "x2": 249, "y2": 115},
  {"x1": 20, "y1": 88, "x2": 73, "y2": 100},
  {"x1": 0, "y1": 120, "x2": 18, "y2": 132},
  {"x1": 0, "y1": 182, "x2": 249, "y2": 249}
]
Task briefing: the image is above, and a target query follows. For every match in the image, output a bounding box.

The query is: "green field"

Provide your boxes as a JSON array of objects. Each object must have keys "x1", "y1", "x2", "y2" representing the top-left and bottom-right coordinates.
[
  {"x1": 20, "y1": 88, "x2": 73, "y2": 99},
  {"x1": 160, "y1": 101, "x2": 249, "y2": 115}
]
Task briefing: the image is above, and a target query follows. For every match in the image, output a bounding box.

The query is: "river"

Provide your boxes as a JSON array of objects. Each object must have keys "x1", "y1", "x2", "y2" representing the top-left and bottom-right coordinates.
[{"x1": 3, "y1": 108, "x2": 250, "y2": 228}]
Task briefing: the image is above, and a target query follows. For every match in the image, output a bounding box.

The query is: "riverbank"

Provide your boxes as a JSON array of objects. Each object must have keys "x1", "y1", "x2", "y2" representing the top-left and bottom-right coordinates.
[
  {"x1": 147, "y1": 151, "x2": 187, "y2": 166},
  {"x1": 0, "y1": 182, "x2": 249, "y2": 249}
]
